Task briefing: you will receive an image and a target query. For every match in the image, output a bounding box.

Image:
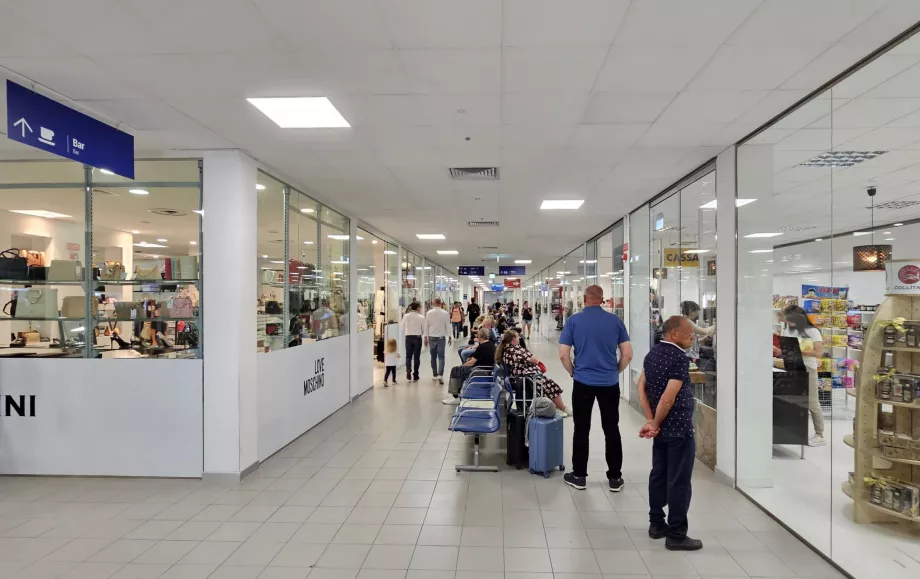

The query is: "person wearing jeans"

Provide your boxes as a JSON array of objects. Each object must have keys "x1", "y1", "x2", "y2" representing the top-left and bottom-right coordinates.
[
  {"x1": 637, "y1": 315, "x2": 702, "y2": 551},
  {"x1": 401, "y1": 301, "x2": 425, "y2": 382},
  {"x1": 425, "y1": 298, "x2": 452, "y2": 384},
  {"x1": 450, "y1": 302, "x2": 464, "y2": 338},
  {"x1": 558, "y1": 285, "x2": 632, "y2": 493}
]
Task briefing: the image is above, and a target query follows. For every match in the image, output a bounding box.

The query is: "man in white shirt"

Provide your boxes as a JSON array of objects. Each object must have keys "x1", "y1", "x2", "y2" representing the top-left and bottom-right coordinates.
[
  {"x1": 401, "y1": 302, "x2": 425, "y2": 382},
  {"x1": 425, "y1": 297, "x2": 452, "y2": 384}
]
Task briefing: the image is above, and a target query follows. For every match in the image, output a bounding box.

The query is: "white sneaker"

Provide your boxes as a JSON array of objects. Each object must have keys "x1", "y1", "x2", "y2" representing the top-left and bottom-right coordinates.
[
  {"x1": 808, "y1": 434, "x2": 826, "y2": 447},
  {"x1": 433, "y1": 377, "x2": 439, "y2": 383},
  {"x1": 442, "y1": 396, "x2": 460, "y2": 406}
]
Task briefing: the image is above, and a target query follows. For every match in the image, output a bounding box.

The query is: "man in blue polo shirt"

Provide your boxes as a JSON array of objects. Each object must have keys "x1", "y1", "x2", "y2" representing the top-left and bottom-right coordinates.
[{"x1": 559, "y1": 285, "x2": 632, "y2": 492}]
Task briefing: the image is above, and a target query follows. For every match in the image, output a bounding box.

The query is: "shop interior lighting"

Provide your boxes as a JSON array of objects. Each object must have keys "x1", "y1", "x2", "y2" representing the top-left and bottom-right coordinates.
[
  {"x1": 384, "y1": 250, "x2": 396, "y2": 255},
  {"x1": 327, "y1": 235, "x2": 349, "y2": 240},
  {"x1": 256, "y1": 184, "x2": 266, "y2": 191},
  {"x1": 895, "y1": 223, "x2": 904, "y2": 226},
  {"x1": 9, "y1": 210, "x2": 71, "y2": 219},
  {"x1": 247, "y1": 97, "x2": 350, "y2": 128},
  {"x1": 744, "y1": 232, "x2": 783, "y2": 238},
  {"x1": 331, "y1": 260, "x2": 349, "y2": 264},
  {"x1": 883, "y1": 231, "x2": 892, "y2": 234},
  {"x1": 131, "y1": 230, "x2": 140, "y2": 234},
  {"x1": 128, "y1": 189, "x2": 149, "y2": 195},
  {"x1": 853, "y1": 231, "x2": 871, "y2": 236},
  {"x1": 682, "y1": 249, "x2": 710, "y2": 254},
  {"x1": 815, "y1": 238, "x2": 823, "y2": 242},
  {"x1": 261, "y1": 254, "x2": 268, "y2": 258},
  {"x1": 157, "y1": 238, "x2": 168, "y2": 242},
  {"x1": 698, "y1": 198, "x2": 756, "y2": 210},
  {"x1": 416, "y1": 233, "x2": 446, "y2": 240},
  {"x1": 98, "y1": 169, "x2": 114, "y2": 175},
  {"x1": 190, "y1": 241, "x2": 197, "y2": 245},
  {"x1": 133, "y1": 241, "x2": 167, "y2": 248},
  {"x1": 853, "y1": 187, "x2": 891, "y2": 272},
  {"x1": 540, "y1": 200, "x2": 584, "y2": 210},
  {"x1": 299, "y1": 208, "x2": 315, "y2": 213},
  {"x1": 514, "y1": 260, "x2": 532, "y2": 264},
  {"x1": 885, "y1": 237, "x2": 896, "y2": 241},
  {"x1": 437, "y1": 250, "x2": 459, "y2": 255},
  {"x1": 270, "y1": 260, "x2": 285, "y2": 264},
  {"x1": 749, "y1": 249, "x2": 773, "y2": 253},
  {"x1": 371, "y1": 240, "x2": 378, "y2": 244}
]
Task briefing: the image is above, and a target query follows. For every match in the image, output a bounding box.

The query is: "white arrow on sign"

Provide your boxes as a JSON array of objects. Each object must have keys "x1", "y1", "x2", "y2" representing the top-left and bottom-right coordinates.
[{"x1": 13, "y1": 118, "x2": 32, "y2": 138}]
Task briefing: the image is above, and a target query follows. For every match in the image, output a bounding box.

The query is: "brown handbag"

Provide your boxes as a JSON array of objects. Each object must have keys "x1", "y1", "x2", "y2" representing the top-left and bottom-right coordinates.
[{"x1": 20, "y1": 250, "x2": 45, "y2": 267}]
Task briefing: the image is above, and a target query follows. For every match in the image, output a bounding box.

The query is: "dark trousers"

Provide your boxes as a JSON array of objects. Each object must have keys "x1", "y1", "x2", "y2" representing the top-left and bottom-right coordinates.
[
  {"x1": 384, "y1": 366, "x2": 397, "y2": 382},
  {"x1": 571, "y1": 381, "x2": 623, "y2": 480},
  {"x1": 405, "y1": 335, "x2": 422, "y2": 380},
  {"x1": 649, "y1": 434, "x2": 695, "y2": 539}
]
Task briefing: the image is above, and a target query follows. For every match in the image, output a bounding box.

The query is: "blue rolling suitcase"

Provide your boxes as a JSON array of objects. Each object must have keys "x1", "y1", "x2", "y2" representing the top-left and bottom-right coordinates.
[{"x1": 528, "y1": 414, "x2": 565, "y2": 478}]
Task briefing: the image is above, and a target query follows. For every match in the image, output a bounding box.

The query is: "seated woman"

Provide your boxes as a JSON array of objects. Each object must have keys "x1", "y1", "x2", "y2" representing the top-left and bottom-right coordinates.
[
  {"x1": 458, "y1": 315, "x2": 485, "y2": 362},
  {"x1": 496, "y1": 329, "x2": 569, "y2": 417}
]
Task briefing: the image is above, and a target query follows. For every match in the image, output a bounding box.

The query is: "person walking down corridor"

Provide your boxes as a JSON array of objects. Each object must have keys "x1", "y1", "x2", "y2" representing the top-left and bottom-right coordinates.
[
  {"x1": 637, "y1": 315, "x2": 702, "y2": 551},
  {"x1": 401, "y1": 302, "x2": 425, "y2": 382},
  {"x1": 425, "y1": 297, "x2": 452, "y2": 385},
  {"x1": 466, "y1": 297, "x2": 480, "y2": 328},
  {"x1": 559, "y1": 285, "x2": 633, "y2": 492},
  {"x1": 450, "y1": 301, "x2": 464, "y2": 338}
]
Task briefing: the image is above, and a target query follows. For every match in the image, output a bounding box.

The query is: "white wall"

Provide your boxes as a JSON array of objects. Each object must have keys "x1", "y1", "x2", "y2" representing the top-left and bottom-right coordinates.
[
  {"x1": 258, "y1": 335, "x2": 350, "y2": 460},
  {"x1": 715, "y1": 146, "x2": 737, "y2": 484},
  {"x1": 0, "y1": 359, "x2": 202, "y2": 476}
]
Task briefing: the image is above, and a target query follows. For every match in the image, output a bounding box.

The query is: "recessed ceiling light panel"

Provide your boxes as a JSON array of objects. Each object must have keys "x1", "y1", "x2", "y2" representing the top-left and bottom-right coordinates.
[
  {"x1": 9, "y1": 209, "x2": 71, "y2": 219},
  {"x1": 247, "y1": 97, "x2": 350, "y2": 128},
  {"x1": 437, "y1": 250, "x2": 459, "y2": 255},
  {"x1": 541, "y1": 200, "x2": 584, "y2": 210},
  {"x1": 416, "y1": 234, "x2": 446, "y2": 240}
]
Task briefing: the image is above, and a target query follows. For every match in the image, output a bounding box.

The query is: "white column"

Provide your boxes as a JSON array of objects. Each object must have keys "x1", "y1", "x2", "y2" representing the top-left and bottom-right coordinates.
[
  {"x1": 715, "y1": 146, "x2": 738, "y2": 486},
  {"x1": 622, "y1": 215, "x2": 631, "y2": 396},
  {"x1": 736, "y1": 144, "x2": 775, "y2": 488},
  {"x1": 348, "y1": 219, "x2": 360, "y2": 399},
  {"x1": 202, "y1": 150, "x2": 259, "y2": 479}
]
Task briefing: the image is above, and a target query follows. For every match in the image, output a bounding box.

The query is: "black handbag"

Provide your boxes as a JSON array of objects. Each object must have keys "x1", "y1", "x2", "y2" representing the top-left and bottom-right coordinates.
[
  {"x1": 0, "y1": 249, "x2": 28, "y2": 280},
  {"x1": 27, "y1": 266, "x2": 47, "y2": 280},
  {"x1": 265, "y1": 301, "x2": 282, "y2": 315}
]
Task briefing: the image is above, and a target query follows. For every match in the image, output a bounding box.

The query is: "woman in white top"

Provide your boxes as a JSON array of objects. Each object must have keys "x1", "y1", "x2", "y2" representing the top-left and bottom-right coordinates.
[
  {"x1": 680, "y1": 301, "x2": 715, "y2": 362},
  {"x1": 776, "y1": 305, "x2": 826, "y2": 446}
]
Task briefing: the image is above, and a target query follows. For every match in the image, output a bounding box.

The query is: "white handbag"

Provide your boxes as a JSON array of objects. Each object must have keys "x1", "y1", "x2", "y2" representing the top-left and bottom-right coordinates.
[
  {"x1": 175, "y1": 256, "x2": 198, "y2": 280},
  {"x1": 134, "y1": 265, "x2": 161, "y2": 280},
  {"x1": 49, "y1": 260, "x2": 82, "y2": 281},
  {"x1": 15, "y1": 288, "x2": 58, "y2": 318}
]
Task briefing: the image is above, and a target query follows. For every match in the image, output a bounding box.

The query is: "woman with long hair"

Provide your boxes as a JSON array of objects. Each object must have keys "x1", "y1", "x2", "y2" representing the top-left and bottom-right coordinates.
[
  {"x1": 680, "y1": 300, "x2": 715, "y2": 362},
  {"x1": 779, "y1": 304, "x2": 826, "y2": 446},
  {"x1": 496, "y1": 330, "x2": 569, "y2": 416}
]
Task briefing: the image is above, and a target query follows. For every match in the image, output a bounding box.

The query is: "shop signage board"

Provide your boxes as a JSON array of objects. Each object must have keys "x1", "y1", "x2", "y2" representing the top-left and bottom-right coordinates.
[
  {"x1": 548, "y1": 279, "x2": 561, "y2": 287},
  {"x1": 499, "y1": 265, "x2": 526, "y2": 276},
  {"x1": 886, "y1": 259, "x2": 920, "y2": 295},
  {"x1": 801, "y1": 285, "x2": 849, "y2": 299},
  {"x1": 6, "y1": 80, "x2": 135, "y2": 179},
  {"x1": 458, "y1": 266, "x2": 485, "y2": 276},
  {"x1": 663, "y1": 249, "x2": 700, "y2": 267},
  {"x1": 504, "y1": 278, "x2": 521, "y2": 288},
  {"x1": 491, "y1": 283, "x2": 504, "y2": 291}
]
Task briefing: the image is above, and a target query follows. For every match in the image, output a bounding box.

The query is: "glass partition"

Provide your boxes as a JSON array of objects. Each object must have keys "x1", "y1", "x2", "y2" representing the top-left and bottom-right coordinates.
[
  {"x1": 385, "y1": 242, "x2": 399, "y2": 324},
  {"x1": 257, "y1": 173, "x2": 287, "y2": 352},
  {"x1": 356, "y1": 229, "x2": 386, "y2": 335},
  {"x1": 628, "y1": 205, "x2": 651, "y2": 412},
  {"x1": 0, "y1": 159, "x2": 202, "y2": 359}
]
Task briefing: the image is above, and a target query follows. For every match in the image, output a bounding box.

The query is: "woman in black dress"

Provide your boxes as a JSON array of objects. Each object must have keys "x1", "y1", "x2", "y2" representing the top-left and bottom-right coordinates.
[{"x1": 496, "y1": 330, "x2": 569, "y2": 416}]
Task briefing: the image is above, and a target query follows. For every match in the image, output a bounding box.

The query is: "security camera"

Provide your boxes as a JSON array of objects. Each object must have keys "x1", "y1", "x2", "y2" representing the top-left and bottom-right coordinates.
[{"x1": 867, "y1": 186, "x2": 877, "y2": 197}]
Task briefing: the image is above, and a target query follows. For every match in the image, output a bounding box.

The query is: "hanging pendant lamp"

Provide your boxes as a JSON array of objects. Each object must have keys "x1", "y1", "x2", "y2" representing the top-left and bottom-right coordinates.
[{"x1": 853, "y1": 187, "x2": 892, "y2": 272}]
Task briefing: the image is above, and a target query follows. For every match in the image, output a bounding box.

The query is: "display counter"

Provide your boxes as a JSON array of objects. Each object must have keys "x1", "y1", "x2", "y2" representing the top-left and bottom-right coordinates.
[{"x1": 0, "y1": 358, "x2": 203, "y2": 477}]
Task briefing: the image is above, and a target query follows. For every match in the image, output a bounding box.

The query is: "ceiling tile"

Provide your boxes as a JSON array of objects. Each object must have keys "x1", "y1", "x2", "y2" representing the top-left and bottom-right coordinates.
[
  {"x1": 658, "y1": 90, "x2": 770, "y2": 124},
  {"x1": 595, "y1": 44, "x2": 718, "y2": 92},
  {"x1": 834, "y1": 55, "x2": 920, "y2": 98},
  {"x1": 638, "y1": 122, "x2": 726, "y2": 147},
  {"x1": 401, "y1": 49, "x2": 501, "y2": 94},
  {"x1": 503, "y1": 47, "x2": 608, "y2": 93},
  {"x1": 254, "y1": 0, "x2": 393, "y2": 49},
  {"x1": 581, "y1": 92, "x2": 677, "y2": 124},
  {"x1": 614, "y1": 0, "x2": 760, "y2": 48},
  {"x1": 74, "y1": 98, "x2": 192, "y2": 130},
  {"x1": 502, "y1": 0, "x2": 630, "y2": 47},
  {"x1": 0, "y1": 12, "x2": 71, "y2": 57},
  {"x1": 381, "y1": 0, "x2": 501, "y2": 48},
  {"x1": 502, "y1": 124, "x2": 575, "y2": 148},
  {"x1": 863, "y1": 61, "x2": 920, "y2": 98},
  {"x1": 688, "y1": 45, "x2": 822, "y2": 90},
  {"x1": 0, "y1": 57, "x2": 143, "y2": 100},
  {"x1": 825, "y1": 97, "x2": 920, "y2": 128},
  {"x1": 502, "y1": 92, "x2": 590, "y2": 126},
  {"x1": 568, "y1": 124, "x2": 650, "y2": 148},
  {"x1": 295, "y1": 49, "x2": 411, "y2": 94}
]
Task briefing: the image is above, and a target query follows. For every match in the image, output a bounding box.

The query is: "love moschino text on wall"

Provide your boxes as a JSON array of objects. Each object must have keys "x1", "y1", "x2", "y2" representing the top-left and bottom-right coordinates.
[
  {"x1": 304, "y1": 357, "x2": 325, "y2": 395},
  {"x1": 0, "y1": 395, "x2": 36, "y2": 417}
]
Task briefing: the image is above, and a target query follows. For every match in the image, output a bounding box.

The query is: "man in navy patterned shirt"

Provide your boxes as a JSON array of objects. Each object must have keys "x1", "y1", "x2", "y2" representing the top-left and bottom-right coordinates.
[{"x1": 637, "y1": 315, "x2": 702, "y2": 551}]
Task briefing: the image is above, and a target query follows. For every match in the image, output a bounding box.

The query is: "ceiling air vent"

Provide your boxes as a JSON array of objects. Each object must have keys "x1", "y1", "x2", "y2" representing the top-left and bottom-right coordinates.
[
  {"x1": 450, "y1": 167, "x2": 499, "y2": 181},
  {"x1": 869, "y1": 200, "x2": 920, "y2": 210},
  {"x1": 148, "y1": 208, "x2": 190, "y2": 217},
  {"x1": 777, "y1": 224, "x2": 817, "y2": 232},
  {"x1": 478, "y1": 246, "x2": 498, "y2": 250},
  {"x1": 798, "y1": 151, "x2": 887, "y2": 168},
  {"x1": 469, "y1": 221, "x2": 500, "y2": 227}
]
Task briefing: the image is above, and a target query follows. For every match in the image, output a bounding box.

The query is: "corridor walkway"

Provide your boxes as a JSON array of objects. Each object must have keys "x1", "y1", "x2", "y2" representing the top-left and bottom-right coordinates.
[{"x1": 0, "y1": 335, "x2": 843, "y2": 578}]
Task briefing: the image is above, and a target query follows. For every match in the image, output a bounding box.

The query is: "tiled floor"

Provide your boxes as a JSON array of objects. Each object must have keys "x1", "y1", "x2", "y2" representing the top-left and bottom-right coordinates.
[{"x1": 0, "y1": 335, "x2": 846, "y2": 578}]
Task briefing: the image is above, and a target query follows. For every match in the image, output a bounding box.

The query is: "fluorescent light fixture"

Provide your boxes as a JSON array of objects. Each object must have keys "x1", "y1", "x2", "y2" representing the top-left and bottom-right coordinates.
[
  {"x1": 744, "y1": 232, "x2": 783, "y2": 238},
  {"x1": 270, "y1": 260, "x2": 285, "y2": 264},
  {"x1": 133, "y1": 241, "x2": 167, "y2": 248},
  {"x1": 10, "y1": 209, "x2": 71, "y2": 219},
  {"x1": 766, "y1": 260, "x2": 774, "y2": 263},
  {"x1": 128, "y1": 189, "x2": 149, "y2": 195},
  {"x1": 247, "y1": 97, "x2": 350, "y2": 128},
  {"x1": 883, "y1": 231, "x2": 892, "y2": 234},
  {"x1": 885, "y1": 237, "x2": 896, "y2": 241},
  {"x1": 261, "y1": 254, "x2": 268, "y2": 258},
  {"x1": 190, "y1": 241, "x2": 197, "y2": 245},
  {"x1": 682, "y1": 249, "x2": 710, "y2": 254},
  {"x1": 300, "y1": 208, "x2": 315, "y2": 213},
  {"x1": 98, "y1": 168, "x2": 114, "y2": 175},
  {"x1": 699, "y1": 198, "x2": 756, "y2": 210},
  {"x1": 853, "y1": 231, "x2": 871, "y2": 236},
  {"x1": 416, "y1": 233, "x2": 446, "y2": 240},
  {"x1": 895, "y1": 223, "x2": 904, "y2": 226},
  {"x1": 514, "y1": 260, "x2": 532, "y2": 264},
  {"x1": 541, "y1": 200, "x2": 584, "y2": 210},
  {"x1": 131, "y1": 230, "x2": 140, "y2": 234},
  {"x1": 437, "y1": 250, "x2": 459, "y2": 255},
  {"x1": 384, "y1": 250, "x2": 396, "y2": 255},
  {"x1": 256, "y1": 184, "x2": 266, "y2": 191},
  {"x1": 749, "y1": 249, "x2": 773, "y2": 254},
  {"x1": 327, "y1": 234, "x2": 349, "y2": 240},
  {"x1": 157, "y1": 238, "x2": 168, "y2": 242},
  {"x1": 304, "y1": 240, "x2": 314, "y2": 245},
  {"x1": 815, "y1": 238, "x2": 823, "y2": 242},
  {"x1": 331, "y1": 260, "x2": 349, "y2": 264},
  {"x1": 372, "y1": 240, "x2": 378, "y2": 244}
]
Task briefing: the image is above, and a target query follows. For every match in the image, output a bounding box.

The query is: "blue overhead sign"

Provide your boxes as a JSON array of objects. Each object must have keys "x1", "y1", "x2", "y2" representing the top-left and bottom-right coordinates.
[
  {"x1": 491, "y1": 284, "x2": 504, "y2": 292},
  {"x1": 6, "y1": 80, "x2": 134, "y2": 178},
  {"x1": 458, "y1": 266, "x2": 485, "y2": 276},
  {"x1": 499, "y1": 265, "x2": 526, "y2": 276}
]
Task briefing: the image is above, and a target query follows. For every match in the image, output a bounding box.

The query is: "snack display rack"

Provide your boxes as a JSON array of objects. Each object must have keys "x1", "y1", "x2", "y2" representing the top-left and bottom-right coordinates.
[
  {"x1": 848, "y1": 293, "x2": 920, "y2": 525},
  {"x1": 803, "y1": 294, "x2": 855, "y2": 417}
]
